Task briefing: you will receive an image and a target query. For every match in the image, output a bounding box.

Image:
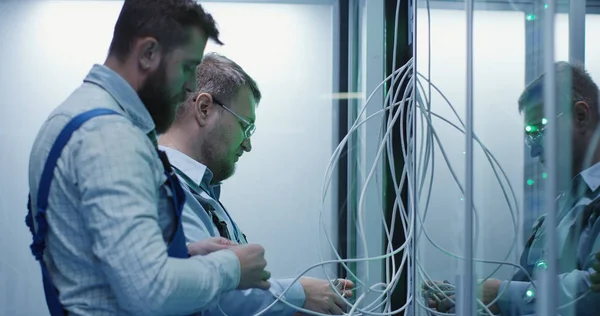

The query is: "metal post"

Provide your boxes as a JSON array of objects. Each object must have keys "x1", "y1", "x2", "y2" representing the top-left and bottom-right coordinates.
[
  {"x1": 357, "y1": 0, "x2": 385, "y2": 311},
  {"x1": 409, "y1": 1, "x2": 417, "y2": 314},
  {"x1": 336, "y1": 0, "x2": 349, "y2": 281},
  {"x1": 459, "y1": 0, "x2": 475, "y2": 315},
  {"x1": 569, "y1": 0, "x2": 586, "y2": 65},
  {"x1": 383, "y1": 0, "x2": 413, "y2": 313},
  {"x1": 540, "y1": 0, "x2": 559, "y2": 315},
  {"x1": 345, "y1": 0, "x2": 360, "y2": 294}
]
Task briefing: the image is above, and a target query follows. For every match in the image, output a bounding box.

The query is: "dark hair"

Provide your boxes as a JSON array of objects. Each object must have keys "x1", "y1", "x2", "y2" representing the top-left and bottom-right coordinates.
[
  {"x1": 108, "y1": 0, "x2": 223, "y2": 62},
  {"x1": 518, "y1": 61, "x2": 599, "y2": 114}
]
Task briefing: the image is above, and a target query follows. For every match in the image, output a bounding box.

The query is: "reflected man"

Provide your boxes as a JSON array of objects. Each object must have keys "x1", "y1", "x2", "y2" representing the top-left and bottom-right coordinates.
[{"x1": 427, "y1": 61, "x2": 600, "y2": 315}]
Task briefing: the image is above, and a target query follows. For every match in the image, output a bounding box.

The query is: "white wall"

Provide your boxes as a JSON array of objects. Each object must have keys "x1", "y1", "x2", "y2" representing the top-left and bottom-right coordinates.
[
  {"x1": 556, "y1": 14, "x2": 600, "y2": 82},
  {"x1": 200, "y1": 2, "x2": 338, "y2": 280},
  {"x1": 0, "y1": 1, "x2": 337, "y2": 315},
  {"x1": 415, "y1": 8, "x2": 526, "y2": 295}
]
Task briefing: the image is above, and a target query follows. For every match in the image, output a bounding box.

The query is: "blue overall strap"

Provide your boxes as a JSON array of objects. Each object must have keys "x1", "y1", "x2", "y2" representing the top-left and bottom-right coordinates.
[
  {"x1": 157, "y1": 150, "x2": 189, "y2": 258},
  {"x1": 25, "y1": 108, "x2": 121, "y2": 316}
]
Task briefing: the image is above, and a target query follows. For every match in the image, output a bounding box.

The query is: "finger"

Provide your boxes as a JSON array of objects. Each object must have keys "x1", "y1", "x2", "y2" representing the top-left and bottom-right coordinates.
[
  {"x1": 333, "y1": 292, "x2": 348, "y2": 311},
  {"x1": 216, "y1": 237, "x2": 234, "y2": 245},
  {"x1": 342, "y1": 290, "x2": 353, "y2": 298},
  {"x1": 210, "y1": 242, "x2": 231, "y2": 250},
  {"x1": 256, "y1": 280, "x2": 271, "y2": 290},
  {"x1": 422, "y1": 280, "x2": 442, "y2": 289},
  {"x1": 205, "y1": 236, "x2": 227, "y2": 244},
  {"x1": 339, "y1": 279, "x2": 355, "y2": 289},
  {"x1": 428, "y1": 298, "x2": 437, "y2": 308},
  {"x1": 205, "y1": 244, "x2": 231, "y2": 254},
  {"x1": 328, "y1": 302, "x2": 344, "y2": 315},
  {"x1": 438, "y1": 296, "x2": 455, "y2": 313},
  {"x1": 593, "y1": 261, "x2": 600, "y2": 272},
  {"x1": 590, "y1": 272, "x2": 600, "y2": 285}
]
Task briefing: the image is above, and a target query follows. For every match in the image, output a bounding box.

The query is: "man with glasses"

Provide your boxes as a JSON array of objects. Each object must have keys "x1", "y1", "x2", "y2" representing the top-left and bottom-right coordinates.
[
  {"x1": 158, "y1": 52, "x2": 354, "y2": 315},
  {"x1": 427, "y1": 61, "x2": 600, "y2": 315}
]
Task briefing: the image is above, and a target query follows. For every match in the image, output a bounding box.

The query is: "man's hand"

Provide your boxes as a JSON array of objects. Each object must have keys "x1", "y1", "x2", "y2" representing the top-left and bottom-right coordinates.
[
  {"x1": 480, "y1": 279, "x2": 501, "y2": 314},
  {"x1": 230, "y1": 244, "x2": 271, "y2": 290},
  {"x1": 296, "y1": 277, "x2": 354, "y2": 315},
  {"x1": 188, "y1": 239, "x2": 271, "y2": 290},
  {"x1": 422, "y1": 280, "x2": 456, "y2": 312},
  {"x1": 591, "y1": 252, "x2": 600, "y2": 292},
  {"x1": 187, "y1": 237, "x2": 234, "y2": 256},
  {"x1": 423, "y1": 279, "x2": 501, "y2": 315}
]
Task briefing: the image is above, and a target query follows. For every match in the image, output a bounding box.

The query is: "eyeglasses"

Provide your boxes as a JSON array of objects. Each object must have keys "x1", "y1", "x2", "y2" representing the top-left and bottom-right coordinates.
[
  {"x1": 524, "y1": 113, "x2": 563, "y2": 148},
  {"x1": 213, "y1": 97, "x2": 256, "y2": 139}
]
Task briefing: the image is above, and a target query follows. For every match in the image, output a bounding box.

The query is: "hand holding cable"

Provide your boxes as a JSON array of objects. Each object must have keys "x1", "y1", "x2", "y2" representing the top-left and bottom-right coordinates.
[
  {"x1": 294, "y1": 277, "x2": 355, "y2": 315},
  {"x1": 422, "y1": 279, "x2": 500, "y2": 315}
]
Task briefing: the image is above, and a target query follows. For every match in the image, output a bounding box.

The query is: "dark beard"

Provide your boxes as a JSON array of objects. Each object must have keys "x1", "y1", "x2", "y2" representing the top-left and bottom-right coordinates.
[
  {"x1": 203, "y1": 130, "x2": 236, "y2": 184},
  {"x1": 138, "y1": 62, "x2": 175, "y2": 134}
]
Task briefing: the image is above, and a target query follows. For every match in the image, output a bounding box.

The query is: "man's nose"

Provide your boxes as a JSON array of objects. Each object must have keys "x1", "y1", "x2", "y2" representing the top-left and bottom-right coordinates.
[{"x1": 242, "y1": 138, "x2": 252, "y2": 152}]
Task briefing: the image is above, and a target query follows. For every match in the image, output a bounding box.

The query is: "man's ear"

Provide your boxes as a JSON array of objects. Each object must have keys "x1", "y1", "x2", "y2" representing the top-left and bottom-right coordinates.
[
  {"x1": 136, "y1": 37, "x2": 162, "y2": 72},
  {"x1": 194, "y1": 93, "x2": 216, "y2": 126},
  {"x1": 573, "y1": 101, "x2": 592, "y2": 132}
]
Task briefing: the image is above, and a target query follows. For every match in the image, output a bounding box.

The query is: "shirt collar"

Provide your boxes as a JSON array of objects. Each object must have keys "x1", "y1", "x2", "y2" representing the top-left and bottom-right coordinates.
[
  {"x1": 578, "y1": 161, "x2": 600, "y2": 192},
  {"x1": 83, "y1": 64, "x2": 155, "y2": 134},
  {"x1": 158, "y1": 145, "x2": 215, "y2": 189}
]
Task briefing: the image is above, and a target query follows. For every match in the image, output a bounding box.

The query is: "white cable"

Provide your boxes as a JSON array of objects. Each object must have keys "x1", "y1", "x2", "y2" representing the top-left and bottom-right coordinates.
[
  {"x1": 238, "y1": 59, "x2": 417, "y2": 316},
  {"x1": 237, "y1": 1, "x2": 591, "y2": 316}
]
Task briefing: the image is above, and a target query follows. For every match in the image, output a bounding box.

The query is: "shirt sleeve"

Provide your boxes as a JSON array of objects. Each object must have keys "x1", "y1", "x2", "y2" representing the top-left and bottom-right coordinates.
[
  {"x1": 496, "y1": 269, "x2": 597, "y2": 316},
  {"x1": 180, "y1": 196, "x2": 306, "y2": 315},
  {"x1": 496, "y1": 231, "x2": 600, "y2": 316},
  {"x1": 73, "y1": 118, "x2": 240, "y2": 316},
  {"x1": 200, "y1": 278, "x2": 305, "y2": 316}
]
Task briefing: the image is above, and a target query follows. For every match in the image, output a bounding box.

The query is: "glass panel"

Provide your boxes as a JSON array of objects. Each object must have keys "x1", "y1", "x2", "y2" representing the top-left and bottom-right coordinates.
[
  {"x1": 415, "y1": 3, "x2": 526, "y2": 315},
  {"x1": 414, "y1": 2, "x2": 597, "y2": 316}
]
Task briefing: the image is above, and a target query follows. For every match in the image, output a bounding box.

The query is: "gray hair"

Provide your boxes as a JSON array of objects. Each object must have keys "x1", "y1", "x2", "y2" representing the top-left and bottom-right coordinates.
[
  {"x1": 518, "y1": 61, "x2": 598, "y2": 114},
  {"x1": 174, "y1": 53, "x2": 261, "y2": 124},
  {"x1": 197, "y1": 52, "x2": 261, "y2": 104}
]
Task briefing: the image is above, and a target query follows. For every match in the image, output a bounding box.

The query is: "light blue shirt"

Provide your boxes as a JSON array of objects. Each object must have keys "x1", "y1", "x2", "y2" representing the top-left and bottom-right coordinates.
[
  {"x1": 160, "y1": 145, "x2": 307, "y2": 316},
  {"x1": 28, "y1": 64, "x2": 241, "y2": 316},
  {"x1": 497, "y1": 162, "x2": 600, "y2": 315}
]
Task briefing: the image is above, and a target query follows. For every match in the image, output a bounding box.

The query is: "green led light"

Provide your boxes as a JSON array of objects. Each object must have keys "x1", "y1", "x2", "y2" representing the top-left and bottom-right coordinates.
[
  {"x1": 542, "y1": 172, "x2": 547, "y2": 179},
  {"x1": 542, "y1": 118, "x2": 548, "y2": 125},
  {"x1": 535, "y1": 260, "x2": 547, "y2": 269},
  {"x1": 527, "y1": 179, "x2": 535, "y2": 186},
  {"x1": 526, "y1": 14, "x2": 536, "y2": 21},
  {"x1": 525, "y1": 125, "x2": 539, "y2": 133},
  {"x1": 544, "y1": 4, "x2": 549, "y2": 9},
  {"x1": 526, "y1": 289, "x2": 535, "y2": 297}
]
